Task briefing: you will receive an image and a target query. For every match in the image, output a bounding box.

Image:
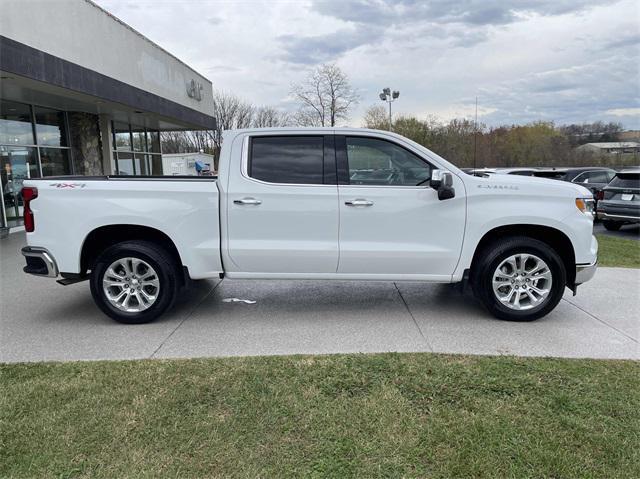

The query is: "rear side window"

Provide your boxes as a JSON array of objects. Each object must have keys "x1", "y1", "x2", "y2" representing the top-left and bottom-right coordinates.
[
  {"x1": 609, "y1": 174, "x2": 640, "y2": 189},
  {"x1": 249, "y1": 136, "x2": 324, "y2": 184}
]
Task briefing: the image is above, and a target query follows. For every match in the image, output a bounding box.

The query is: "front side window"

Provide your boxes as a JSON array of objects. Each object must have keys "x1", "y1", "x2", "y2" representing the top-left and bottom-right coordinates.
[
  {"x1": 345, "y1": 137, "x2": 431, "y2": 186},
  {"x1": 249, "y1": 136, "x2": 324, "y2": 184}
]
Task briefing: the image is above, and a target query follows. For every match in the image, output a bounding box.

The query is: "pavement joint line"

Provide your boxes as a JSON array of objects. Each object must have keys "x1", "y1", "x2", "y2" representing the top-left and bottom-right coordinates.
[
  {"x1": 149, "y1": 279, "x2": 224, "y2": 358},
  {"x1": 561, "y1": 296, "x2": 639, "y2": 344},
  {"x1": 393, "y1": 282, "x2": 433, "y2": 352}
]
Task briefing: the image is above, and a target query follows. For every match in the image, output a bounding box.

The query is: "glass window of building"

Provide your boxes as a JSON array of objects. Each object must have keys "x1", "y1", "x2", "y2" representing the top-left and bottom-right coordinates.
[
  {"x1": 112, "y1": 121, "x2": 161, "y2": 175},
  {"x1": 1, "y1": 100, "x2": 72, "y2": 228},
  {"x1": 34, "y1": 107, "x2": 68, "y2": 147},
  {"x1": 113, "y1": 122, "x2": 132, "y2": 151},
  {"x1": 131, "y1": 128, "x2": 146, "y2": 152},
  {"x1": 114, "y1": 152, "x2": 134, "y2": 175},
  {"x1": 40, "y1": 148, "x2": 72, "y2": 176},
  {"x1": 147, "y1": 131, "x2": 160, "y2": 153},
  {"x1": 0, "y1": 100, "x2": 35, "y2": 145}
]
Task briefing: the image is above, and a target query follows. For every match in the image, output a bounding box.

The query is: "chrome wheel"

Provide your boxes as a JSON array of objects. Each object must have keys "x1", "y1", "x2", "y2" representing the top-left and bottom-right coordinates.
[
  {"x1": 492, "y1": 253, "x2": 552, "y2": 311},
  {"x1": 102, "y1": 257, "x2": 160, "y2": 313}
]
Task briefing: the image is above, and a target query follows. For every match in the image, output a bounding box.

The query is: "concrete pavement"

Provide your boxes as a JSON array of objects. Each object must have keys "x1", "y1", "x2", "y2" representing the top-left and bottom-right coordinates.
[{"x1": 1, "y1": 232, "x2": 638, "y2": 363}]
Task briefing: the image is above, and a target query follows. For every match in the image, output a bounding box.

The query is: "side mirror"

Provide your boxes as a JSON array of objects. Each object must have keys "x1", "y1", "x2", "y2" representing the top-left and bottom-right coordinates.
[{"x1": 431, "y1": 170, "x2": 455, "y2": 200}]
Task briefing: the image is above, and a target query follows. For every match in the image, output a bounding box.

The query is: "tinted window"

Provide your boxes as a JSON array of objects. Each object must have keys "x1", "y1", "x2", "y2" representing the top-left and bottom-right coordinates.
[
  {"x1": 609, "y1": 174, "x2": 640, "y2": 189},
  {"x1": 345, "y1": 137, "x2": 431, "y2": 186},
  {"x1": 510, "y1": 170, "x2": 534, "y2": 176},
  {"x1": 249, "y1": 136, "x2": 324, "y2": 184}
]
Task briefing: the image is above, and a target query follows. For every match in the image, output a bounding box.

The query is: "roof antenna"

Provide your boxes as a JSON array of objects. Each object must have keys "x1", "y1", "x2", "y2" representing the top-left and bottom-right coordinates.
[{"x1": 473, "y1": 96, "x2": 478, "y2": 170}]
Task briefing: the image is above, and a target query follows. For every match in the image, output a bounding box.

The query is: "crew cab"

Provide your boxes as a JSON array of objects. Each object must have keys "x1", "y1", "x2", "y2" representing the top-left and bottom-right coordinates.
[{"x1": 21, "y1": 128, "x2": 598, "y2": 324}]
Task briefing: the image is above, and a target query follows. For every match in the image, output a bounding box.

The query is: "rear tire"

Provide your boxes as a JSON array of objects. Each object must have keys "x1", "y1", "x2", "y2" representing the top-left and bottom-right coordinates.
[
  {"x1": 471, "y1": 236, "x2": 566, "y2": 321},
  {"x1": 90, "y1": 241, "x2": 178, "y2": 324},
  {"x1": 603, "y1": 220, "x2": 622, "y2": 231}
]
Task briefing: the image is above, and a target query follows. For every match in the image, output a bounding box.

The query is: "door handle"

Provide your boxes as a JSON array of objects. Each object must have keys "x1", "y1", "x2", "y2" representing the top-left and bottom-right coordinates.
[
  {"x1": 345, "y1": 199, "x2": 374, "y2": 207},
  {"x1": 234, "y1": 197, "x2": 262, "y2": 205}
]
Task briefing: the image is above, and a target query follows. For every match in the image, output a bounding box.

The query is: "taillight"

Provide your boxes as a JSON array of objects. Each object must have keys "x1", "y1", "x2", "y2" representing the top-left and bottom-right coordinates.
[
  {"x1": 22, "y1": 187, "x2": 38, "y2": 232},
  {"x1": 596, "y1": 190, "x2": 604, "y2": 201}
]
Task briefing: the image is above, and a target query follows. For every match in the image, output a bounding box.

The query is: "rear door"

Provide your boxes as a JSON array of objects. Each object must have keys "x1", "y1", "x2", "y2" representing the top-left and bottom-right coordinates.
[
  {"x1": 225, "y1": 134, "x2": 339, "y2": 274},
  {"x1": 335, "y1": 135, "x2": 465, "y2": 278}
]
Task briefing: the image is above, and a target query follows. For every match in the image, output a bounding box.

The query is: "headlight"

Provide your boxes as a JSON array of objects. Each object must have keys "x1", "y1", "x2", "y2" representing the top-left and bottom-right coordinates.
[{"x1": 575, "y1": 198, "x2": 595, "y2": 216}]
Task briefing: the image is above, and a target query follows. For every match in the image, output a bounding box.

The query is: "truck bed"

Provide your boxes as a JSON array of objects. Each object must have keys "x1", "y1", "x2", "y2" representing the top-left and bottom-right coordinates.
[{"x1": 23, "y1": 176, "x2": 223, "y2": 279}]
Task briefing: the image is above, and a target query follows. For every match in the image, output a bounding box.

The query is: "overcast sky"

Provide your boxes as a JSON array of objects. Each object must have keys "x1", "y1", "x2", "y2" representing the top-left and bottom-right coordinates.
[{"x1": 95, "y1": 0, "x2": 639, "y2": 129}]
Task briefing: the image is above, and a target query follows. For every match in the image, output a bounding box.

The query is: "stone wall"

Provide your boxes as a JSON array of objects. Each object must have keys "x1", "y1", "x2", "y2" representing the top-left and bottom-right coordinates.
[{"x1": 68, "y1": 112, "x2": 103, "y2": 175}]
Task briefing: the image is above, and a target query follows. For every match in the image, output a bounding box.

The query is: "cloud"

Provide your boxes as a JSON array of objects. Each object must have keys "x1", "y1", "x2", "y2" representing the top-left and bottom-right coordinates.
[
  {"x1": 278, "y1": 26, "x2": 383, "y2": 64},
  {"x1": 606, "y1": 108, "x2": 640, "y2": 117},
  {"x1": 311, "y1": 0, "x2": 606, "y2": 27},
  {"x1": 93, "y1": 0, "x2": 639, "y2": 128}
]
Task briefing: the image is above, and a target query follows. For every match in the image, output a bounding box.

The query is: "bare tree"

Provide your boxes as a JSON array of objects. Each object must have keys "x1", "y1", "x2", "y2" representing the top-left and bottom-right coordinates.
[
  {"x1": 252, "y1": 106, "x2": 291, "y2": 128},
  {"x1": 211, "y1": 90, "x2": 254, "y2": 159},
  {"x1": 160, "y1": 130, "x2": 215, "y2": 154},
  {"x1": 362, "y1": 104, "x2": 389, "y2": 130},
  {"x1": 290, "y1": 63, "x2": 359, "y2": 127}
]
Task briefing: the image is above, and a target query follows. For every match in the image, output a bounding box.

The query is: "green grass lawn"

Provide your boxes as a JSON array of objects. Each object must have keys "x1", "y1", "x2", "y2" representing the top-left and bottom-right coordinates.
[
  {"x1": 2, "y1": 353, "x2": 639, "y2": 478},
  {"x1": 596, "y1": 234, "x2": 640, "y2": 268}
]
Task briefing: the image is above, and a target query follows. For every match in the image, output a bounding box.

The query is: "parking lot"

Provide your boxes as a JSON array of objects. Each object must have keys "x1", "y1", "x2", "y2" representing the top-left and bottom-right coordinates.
[
  {"x1": 593, "y1": 222, "x2": 640, "y2": 240},
  {"x1": 1, "y1": 231, "x2": 638, "y2": 363}
]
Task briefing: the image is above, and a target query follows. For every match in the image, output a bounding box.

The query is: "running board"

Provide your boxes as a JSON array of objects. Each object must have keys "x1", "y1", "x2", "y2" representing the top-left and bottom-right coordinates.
[{"x1": 57, "y1": 274, "x2": 89, "y2": 286}]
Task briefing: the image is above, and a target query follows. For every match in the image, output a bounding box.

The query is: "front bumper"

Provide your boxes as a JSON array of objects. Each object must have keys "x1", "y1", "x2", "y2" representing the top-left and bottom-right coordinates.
[
  {"x1": 575, "y1": 259, "x2": 597, "y2": 285},
  {"x1": 21, "y1": 246, "x2": 59, "y2": 278}
]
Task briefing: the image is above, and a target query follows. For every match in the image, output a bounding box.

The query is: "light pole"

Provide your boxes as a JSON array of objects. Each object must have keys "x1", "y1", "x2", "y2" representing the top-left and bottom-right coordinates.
[{"x1": 379, "y1": 87, "x2": 399, "y2": 130}]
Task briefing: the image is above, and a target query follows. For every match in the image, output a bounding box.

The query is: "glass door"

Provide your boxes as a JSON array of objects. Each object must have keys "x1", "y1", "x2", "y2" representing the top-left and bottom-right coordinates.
[{"x1": 1, "y1": 146, "x2": 39, "y2": 227}]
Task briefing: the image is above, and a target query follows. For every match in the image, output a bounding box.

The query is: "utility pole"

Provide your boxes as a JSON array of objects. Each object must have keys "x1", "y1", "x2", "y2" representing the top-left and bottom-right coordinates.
[
  {"x1": 474, "y1": 96, "x2": 478, "y2": 170},
  {"x1": 379, "y1": 87, "x2": 399, "y2": 130}
]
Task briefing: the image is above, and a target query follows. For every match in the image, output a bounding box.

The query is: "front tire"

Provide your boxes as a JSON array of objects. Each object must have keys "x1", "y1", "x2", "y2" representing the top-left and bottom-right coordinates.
[
  {"x1": 472, "y1": 237, "x2": 566, "y2": 321},
  {"x1": 90, "y1": 241, "x2": 178, "y2": 324}
]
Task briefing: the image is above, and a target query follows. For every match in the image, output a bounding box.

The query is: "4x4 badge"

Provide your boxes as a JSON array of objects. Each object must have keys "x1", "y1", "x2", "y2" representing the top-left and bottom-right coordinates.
[{"x1": 49, "y1": 183, "x2": 86, "y2": 189}]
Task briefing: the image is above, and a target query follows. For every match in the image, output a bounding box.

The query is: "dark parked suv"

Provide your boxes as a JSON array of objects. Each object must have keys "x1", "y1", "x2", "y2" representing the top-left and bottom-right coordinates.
[{"x1": 596, "y1": 169, "x2": 640, "y2": 231}]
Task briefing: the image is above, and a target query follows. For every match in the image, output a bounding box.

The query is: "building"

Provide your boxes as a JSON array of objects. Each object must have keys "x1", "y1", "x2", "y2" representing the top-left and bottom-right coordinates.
[
  {"x1": 162, "y1": 152, "x2": 215, "y2": 176},
  {"x1": 618, "y1": 131, "x2": 640, "y2": 142},
  {"x1": 0, "y1": 0, "x2": 215, "y2": 232},
  {"x1": 576, "y1": 142, "x2": 640, "y2": 155}
]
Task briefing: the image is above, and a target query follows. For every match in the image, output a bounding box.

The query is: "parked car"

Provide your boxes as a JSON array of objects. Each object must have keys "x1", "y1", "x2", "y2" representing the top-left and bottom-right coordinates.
[
  {"x1": 532, "y1": 167, "x2": 616, "y2": 207},
  {"x1": 596, "y1": 169, "x2": 640, "y2": 230},
  {"x1": 466, "y1": 167, "x2": 539, "y2": 177},
  {"x1": 21, "y1": 128, "x2": 597, "y2": 324}
]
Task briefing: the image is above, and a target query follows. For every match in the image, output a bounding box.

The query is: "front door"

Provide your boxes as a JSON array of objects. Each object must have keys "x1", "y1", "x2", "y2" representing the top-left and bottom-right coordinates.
[
  {"x1": 336, "y1": 135, "x2": 465, "y2": 279},
  {"x1": 226, "y1": 134, "x2": 339, "y2": 274}
]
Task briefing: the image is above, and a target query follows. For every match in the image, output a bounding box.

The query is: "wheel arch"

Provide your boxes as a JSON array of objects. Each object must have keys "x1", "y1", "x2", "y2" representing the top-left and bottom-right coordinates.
[
  {"x1": 80, "y1": 224, "x2": 186, "y2": 283},
  {"x1": 469, "y1": 224, "x2": 576, "y2": 287}
]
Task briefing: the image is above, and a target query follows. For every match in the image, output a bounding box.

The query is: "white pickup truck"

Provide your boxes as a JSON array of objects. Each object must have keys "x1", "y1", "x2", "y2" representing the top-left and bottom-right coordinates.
[{"x1": 21, "y1": 128, "x2": 597, "y2": 324}]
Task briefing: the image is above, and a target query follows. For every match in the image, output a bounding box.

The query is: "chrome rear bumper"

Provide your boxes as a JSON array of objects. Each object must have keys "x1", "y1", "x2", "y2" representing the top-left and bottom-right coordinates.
[{"x1": 21, "y1": 246, "x2": 59, "y2": 278}]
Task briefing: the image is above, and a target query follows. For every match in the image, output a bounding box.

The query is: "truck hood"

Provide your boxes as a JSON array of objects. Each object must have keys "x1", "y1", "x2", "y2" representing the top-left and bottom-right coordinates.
[{"x1": 465, "y1": 172, "x2": 592, "y2": 198}]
